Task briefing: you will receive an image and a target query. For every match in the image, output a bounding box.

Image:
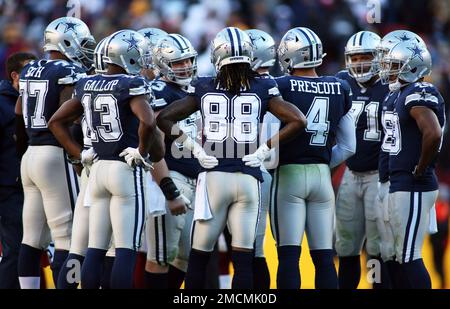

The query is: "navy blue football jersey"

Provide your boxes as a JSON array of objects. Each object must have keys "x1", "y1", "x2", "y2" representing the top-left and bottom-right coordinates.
[
  {"x1": 276, "y1": 75, "x2": 353, "y2": 165},
  {"x1": 379, "y1": 90, "x2": 400, "y2": 183},
  {"x1": 336, "y1": 70, "x2": 389, "y2": 172},
  {"x1": 74, "y1": 74, "x2": 152, "y2": 161},
  {"x1": 19, "y1": 59, "x2": 85, "y2": 146},
  {"x1": 187, "y1": 75, "x2": 281, "y2": 181},
  {"x1": 151, "y1": 79, "x2": 201, "y2": 179},
  {"x1": 383, "y1": 82, "x2": 446, "y2": 192}
]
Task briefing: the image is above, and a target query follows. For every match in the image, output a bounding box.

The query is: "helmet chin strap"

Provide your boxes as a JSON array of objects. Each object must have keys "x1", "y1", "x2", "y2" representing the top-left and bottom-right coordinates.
[{"x1": 389, "y1": 80, "x2": 402, "y2": 92}]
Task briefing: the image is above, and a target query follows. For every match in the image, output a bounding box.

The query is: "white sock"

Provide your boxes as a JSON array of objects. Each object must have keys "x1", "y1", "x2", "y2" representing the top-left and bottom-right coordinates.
[
  {"x1": 19, "y1": 276, "x2": 40, "y2": 289},
  {"x1": 219, "y1": 275, "x2": 231, "y2": 289}
]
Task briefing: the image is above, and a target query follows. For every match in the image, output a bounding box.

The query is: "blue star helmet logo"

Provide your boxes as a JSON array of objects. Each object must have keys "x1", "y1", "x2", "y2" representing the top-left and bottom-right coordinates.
[
  {"x1": 143, "y1": 31, "x2": 154, "y2": 39},
  {"x1": 396, "y1": 33, "x2": 411, "y2": 42},
  {"x1": 407, "y1": 44, "x2": 424, "y2": 61},
  {"x1": 62, "y1": 21, "x2": 79, "y2": 33},
  {"x1": 123, "y1": 34, "x2": 140, "y2": 53}
]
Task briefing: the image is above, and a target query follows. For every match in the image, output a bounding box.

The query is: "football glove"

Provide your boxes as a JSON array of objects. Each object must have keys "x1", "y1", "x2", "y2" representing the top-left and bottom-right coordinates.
[
  {"x1": 80, "y1": 147, "x2": 98, "y2": 166},
  {"x1": 182, "y1": 136, "x2": 218, "y2": 169},
  {"x1": 242, "y1": 143, "x2": 271, "y2": 167},
  {"x1": 119, "y1": 147, "x2": 153, "y2": 171}
]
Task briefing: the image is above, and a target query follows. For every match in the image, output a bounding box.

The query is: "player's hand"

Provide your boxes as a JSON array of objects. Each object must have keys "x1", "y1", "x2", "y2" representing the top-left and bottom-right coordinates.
[
  {"x1": 167, "y1": 194, "x2": 189, "y2": 216},
  {"x1": 183, "y1": 137, "x2": 218, "y2": 169},
  {"x1": 73, "y1": 164, "x2": 83, "y2": 177},
  {"x1": 119, "y1": 147, "x2": 152, "y2": 171},
  {"x1": 81, "y1": 147, "x2": 98, "y2": 166},
  {"x1": 242, "y1": 143, "x2": 271, "y2": 167}
]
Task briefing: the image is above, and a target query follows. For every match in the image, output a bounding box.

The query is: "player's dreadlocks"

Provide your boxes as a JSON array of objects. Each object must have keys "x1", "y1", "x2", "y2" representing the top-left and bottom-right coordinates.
[{"x1": 215, "y1": 63, "x2": 257, "y2": 96}]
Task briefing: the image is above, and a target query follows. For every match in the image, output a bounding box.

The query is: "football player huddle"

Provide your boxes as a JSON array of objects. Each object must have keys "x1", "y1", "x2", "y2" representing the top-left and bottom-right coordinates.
[{"x1": 14, "y1": 15, "x2": 445, "y2": 290}]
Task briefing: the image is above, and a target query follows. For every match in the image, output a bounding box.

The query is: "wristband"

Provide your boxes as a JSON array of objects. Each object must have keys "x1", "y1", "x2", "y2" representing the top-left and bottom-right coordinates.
[{"x1": 159, "y1": 177, "x2": 181, "y2": 201}]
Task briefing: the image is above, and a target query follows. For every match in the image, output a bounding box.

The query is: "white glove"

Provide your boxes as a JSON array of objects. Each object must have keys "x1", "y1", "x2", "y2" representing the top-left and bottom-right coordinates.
[
  {"x1": 119, "y1": 147, "x2": 152, "y2": 171},
  {"x1": 242, "y1": 143, "x2": 271, "y2": 167},
  {"x1": 177, "y1": 193, "x2": 192, "y2": 209},
  {"x1": 182, "y1": 137, "x2": 218, "y2": 169},
  {"x1": 80, "y1": 147, "x2": 97, "y2": 166}
]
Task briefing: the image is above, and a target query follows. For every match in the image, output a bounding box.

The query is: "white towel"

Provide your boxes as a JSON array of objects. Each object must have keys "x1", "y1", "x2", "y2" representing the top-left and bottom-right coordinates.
[
  {"x1": 193, "y1": 172, "x2": 213, "y2": 221},
  {"x1": 145, "y1": 172, "x2": 166, "y2": 217},
  {"x1": 429, "y1": 204, "x2": 438, "y2": 234}
]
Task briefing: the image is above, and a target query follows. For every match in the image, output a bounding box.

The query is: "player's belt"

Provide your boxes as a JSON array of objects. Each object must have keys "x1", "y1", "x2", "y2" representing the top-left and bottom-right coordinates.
[{"x1": 349, "y1": 169, "x2": 378, "y2": 177}]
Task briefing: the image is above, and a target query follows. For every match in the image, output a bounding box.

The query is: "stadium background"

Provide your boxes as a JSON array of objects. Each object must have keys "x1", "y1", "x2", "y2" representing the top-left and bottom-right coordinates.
[{"x1": 0, "y1": 0, "x2": 449, "y2": 288}]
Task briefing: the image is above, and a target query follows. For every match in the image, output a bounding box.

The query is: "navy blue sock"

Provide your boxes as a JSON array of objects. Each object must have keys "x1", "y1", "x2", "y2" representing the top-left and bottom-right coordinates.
[
  {"x1": 51, "y1": 250, "x2": 69, "y2": 286},
  {"x1": 144, "y1": 271, "x2": 169, "y2": 289},
  {"x1": 386, "y1": 260, "x2": 408, "y2": 288},
  {"x1": 401, "y1": 259, "x2": 431, "y2": 289},
  {"x1": 338, "y1": 255, "x2": 361, "y2": 289},
  {"x1": 185, "y1": 249, "x2": 212, "y2": 289},
  {"x1": 310, "y1": 249, "x2": 338, "y2": 289},
  {"x1": 57, "y1": 253, "x2": 84, "y2": 289},
  {"x1": 369, "y1": 256, "x2": 391, "y2": 289},
  {"x1": 81, "y1": 248, "x2": 107, "y2": 289},
  {"x1": 168, "y1": 265, "x2": 185, "y2": 289},
  {"x1": 276, "y1": 246, "x2": 301, "y2": 289},
  {"x1": 110, "y1": 248, "x2": 136, "y2": 289},
  {"x1": 231, "y1": 250, "x2": 254, "y2": 289},
  {"x1": 253, "y1": 257, "x2": 270, "y2": 289},
  {"x1": 18, "y1": 244, "x2": 42, "y2": 277},
  {"x1": 100, "y1": 256, "x2": 114, "y2": 289}
]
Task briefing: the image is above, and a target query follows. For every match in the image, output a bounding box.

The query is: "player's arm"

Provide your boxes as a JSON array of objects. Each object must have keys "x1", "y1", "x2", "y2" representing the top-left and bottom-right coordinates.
[
  {"x1": 156, "y1": 96, "x2": 198, "y2": 142},
  {"x1": 410, "y1": 106, "x2": 442, "y2": 177},
  {"x1": 48, "y1": 97, "x2": 84, "y2": 159},
  {"x1": 266, "y1": 96, "x2": 307, "y2": 148},
  {"x1": 129, "y1": 95, "x2": 165, "y2": 162},
  {"x1": 59, "y1": 85, "x2": 75, "y2": 106},
  {"x1": 14, "y1": 95, "x2": 28, "y2": 158},
  {"x1": 329, "y1": 111, "x2": 356, "y2": 168}
]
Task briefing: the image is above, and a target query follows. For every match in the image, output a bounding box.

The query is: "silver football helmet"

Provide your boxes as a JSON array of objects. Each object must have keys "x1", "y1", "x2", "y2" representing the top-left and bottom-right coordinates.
[
  {"x1": 380, "y1": 39, "x2": 432, "y2": 89},
  {"x1": 345, "y1": 31, "x2": 381, "y2": 83},
  {"x1": 153, "y1": 34, "x2": 198, "y2": 86},
  {"x1": 137, "y1": 28, "x2": 168, "y2": 69},
  {"x1": 378, "y1": 30, "x2": 426, "y2": 60},
  {"x1": 43, "y1": 17, "x2": 96, "y2": 70},
  {"x1": 278, "y1": 27, "x2": 325, "y2": 73},
  {"x1": 245, "y1": 29, "x2": 276, "y2": 71},
  {"x1": 102, "y1": 30, "x2": 148, "y2": 75},
  {"x1": 210, "y1": 27, "x2": 253, "y2": 71},
  {"x1": 94, "y1": 37, "x2": 108, "y2": 74}
]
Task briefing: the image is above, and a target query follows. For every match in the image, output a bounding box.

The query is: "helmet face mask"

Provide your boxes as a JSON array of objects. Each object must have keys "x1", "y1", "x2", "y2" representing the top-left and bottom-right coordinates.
[
  {"x1": 346, "y1": 52, "x2": 379, "y2": 83},
  {"x1": 137, "y1": 28, "x2": 168, "y2": 70}
]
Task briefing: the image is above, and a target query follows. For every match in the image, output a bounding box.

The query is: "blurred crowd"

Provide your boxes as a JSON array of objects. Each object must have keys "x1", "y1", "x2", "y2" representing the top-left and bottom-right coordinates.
[{"x1": 0, "y1": 0, "x2": 450, "y2": 285}]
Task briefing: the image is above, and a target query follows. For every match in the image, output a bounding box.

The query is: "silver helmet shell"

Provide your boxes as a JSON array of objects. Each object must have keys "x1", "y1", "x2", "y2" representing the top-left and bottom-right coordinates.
[
  {"x1": 278, "y1": 27, "x2": 325, "y2": 73},
  {"x1": 94, "y1": 37, "x2": 108, "y2": 74},
  {"x1": 153, "y1": 33, "x2": 198, "y2": 86},
  {"x1": 43, "y1": 17, "x2": 96, "y2": 70},
  {"x1": 210, "y1": 27, "x2": 253, "y2": 71},
  {"x1": 245, "y1": 29, "x2": 276, "y2": 71},
  {"x1": 102, "y1": 30, "x2": 148, "y2": 75},
  {"x1": 137, "y1": 28, "x2": 168, "y2": 69},
  {"x1": 380, "y1": 39, "x2": 432, "y2": 86},
  {"x1": 345, "y1": 31, "x2": 381, "y2": 83}
]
